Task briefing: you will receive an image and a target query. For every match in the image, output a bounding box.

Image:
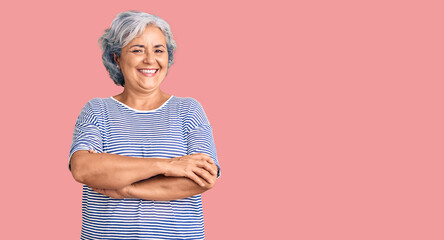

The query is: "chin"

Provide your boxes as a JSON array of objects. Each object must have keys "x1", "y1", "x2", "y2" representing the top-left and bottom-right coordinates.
[{"x1": 139, "y1": 82, "x2": 160, "y2": 91}]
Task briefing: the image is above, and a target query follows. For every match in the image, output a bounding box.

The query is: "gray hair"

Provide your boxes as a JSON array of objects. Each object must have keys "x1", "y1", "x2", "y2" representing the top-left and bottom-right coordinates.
[{"x1": 99, "y1": 11, "x2": 177, "y2": 86}]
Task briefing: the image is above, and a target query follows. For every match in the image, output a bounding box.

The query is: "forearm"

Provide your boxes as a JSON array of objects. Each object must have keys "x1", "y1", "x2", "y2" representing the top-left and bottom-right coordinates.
[
  {"x1": 128, "y1": 175, "x2": 216, "y2": 201},
  {"x1": 70, "y1": 150, "x2": 165, "y2": 189}
]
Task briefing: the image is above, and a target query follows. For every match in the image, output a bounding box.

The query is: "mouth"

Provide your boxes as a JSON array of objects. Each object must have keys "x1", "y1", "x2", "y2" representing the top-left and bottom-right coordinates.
[{"x1": 138, "y1": 68, "x2": 159, "y2": 77}]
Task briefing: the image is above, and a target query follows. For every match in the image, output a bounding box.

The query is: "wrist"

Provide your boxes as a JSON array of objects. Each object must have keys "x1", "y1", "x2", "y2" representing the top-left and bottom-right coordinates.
[{"x1": 155, "y1": 158, "x2": 170, "y2": 175}]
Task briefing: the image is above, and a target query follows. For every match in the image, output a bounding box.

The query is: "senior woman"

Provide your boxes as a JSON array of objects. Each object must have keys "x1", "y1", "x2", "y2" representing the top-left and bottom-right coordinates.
[{"x1": 69, "y1": 11, "x2": 220, "y2": 239}]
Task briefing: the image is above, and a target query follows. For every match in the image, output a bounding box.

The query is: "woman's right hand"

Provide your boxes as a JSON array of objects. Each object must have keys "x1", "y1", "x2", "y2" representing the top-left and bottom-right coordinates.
[{"x1": 163, "y1": 153, "x2": 217, "y2": 187}]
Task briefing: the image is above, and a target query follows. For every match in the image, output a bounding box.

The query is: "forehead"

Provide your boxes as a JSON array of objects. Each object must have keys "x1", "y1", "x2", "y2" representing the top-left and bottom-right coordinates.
[{"x1": 129, "y1": 25, "x2": 167, "y2": 45}]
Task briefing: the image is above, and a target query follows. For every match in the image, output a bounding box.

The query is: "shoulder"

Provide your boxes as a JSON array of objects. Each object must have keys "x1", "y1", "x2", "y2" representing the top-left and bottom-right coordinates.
[
  {"x1": 85, "y1": 97, "x2": 107, "y2": 107},
  {"x1": 172, "y1": 96, "x2": 200, "y2": 105},
  {"x1": 81, "y1": 97, "x2": 114, "y2": 112},
  {"x1": 77, "y1": 97, "x2": 109, "y2": 120},
  {"x1": 173, "y1": 96, "x2": 210, "y2": 128},
  {"x1": 172, "y1": 96, "x2": 205, "y2": 113}
]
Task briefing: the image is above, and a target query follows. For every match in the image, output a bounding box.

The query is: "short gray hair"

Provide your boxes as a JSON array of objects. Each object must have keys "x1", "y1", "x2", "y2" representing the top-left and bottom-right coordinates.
[{"x1": 99, "y1": 11, "x2": 177, "y2": 86}]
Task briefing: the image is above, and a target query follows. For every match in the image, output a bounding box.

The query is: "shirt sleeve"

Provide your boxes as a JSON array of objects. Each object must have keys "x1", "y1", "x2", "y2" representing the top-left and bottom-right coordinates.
[
  {"x1": 68, "y1": 100, "x2": 103, "y2": 170},
  {"x1": 185, "y1": 99, "x2": 221, "y2": 178}
]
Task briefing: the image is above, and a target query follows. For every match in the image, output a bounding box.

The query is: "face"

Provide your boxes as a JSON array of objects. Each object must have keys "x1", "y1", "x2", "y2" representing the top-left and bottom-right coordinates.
[{"x1": 115, "y1": 25, "x2": 169, "y2": 94}]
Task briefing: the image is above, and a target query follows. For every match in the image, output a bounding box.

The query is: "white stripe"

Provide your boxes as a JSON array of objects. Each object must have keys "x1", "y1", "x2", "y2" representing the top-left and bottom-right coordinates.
[{"x1": 70, "y1": 96, "x2": 218, "y2": 239}]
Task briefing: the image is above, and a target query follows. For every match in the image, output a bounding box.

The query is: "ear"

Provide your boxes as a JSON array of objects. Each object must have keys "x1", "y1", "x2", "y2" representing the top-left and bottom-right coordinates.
[{"x1": 113, "y1": 53, "x2": 120, "y2": 66}]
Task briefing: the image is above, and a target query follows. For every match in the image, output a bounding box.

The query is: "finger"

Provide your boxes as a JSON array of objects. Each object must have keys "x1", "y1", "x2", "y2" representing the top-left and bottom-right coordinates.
[
  {"x1": 193, "y1": 168, "x2": 214, "y2": 185},
  {"x1": 200, "y1": 153, "x2": 211, "y2": 158},
  {"x1": 92, "y1": 188, "x2": 104, "y2": 194},
  {"x1": 98, "y1": 189, "x2": 116, "y2": 198},
  {"x1": 208, "y1": 164, "x2": 218, "y2": 176},
  {"x1": 196, "y1": 161, "x2": 217, "y2": 176},
  {"x1": 192, "y1": 154, "x2": 214, "y2": 165},
  {"x1": 95, "y1": 189, "x2": 113, "y2": 198},
  {"x1": 190, "y1": 153, "x2": 211, "y2": 160},
  {"x1": 205, "y1": 157, "x2": 214, "y2": 165},
  {"x1": 202, "y1": 155, "x2": 214, "y2": 165},
  {"x1": 187, "y1": 172, "x2": 206, "y2": 187},
  {"x1": 105, "y1": 190, "x2": 119, "y2": 198}
]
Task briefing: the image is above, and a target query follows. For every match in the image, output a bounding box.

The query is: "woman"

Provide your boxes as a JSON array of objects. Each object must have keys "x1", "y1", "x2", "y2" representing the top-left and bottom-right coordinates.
[{"x1": 69, "y1": 11, "x2": 220, "y2": 239}]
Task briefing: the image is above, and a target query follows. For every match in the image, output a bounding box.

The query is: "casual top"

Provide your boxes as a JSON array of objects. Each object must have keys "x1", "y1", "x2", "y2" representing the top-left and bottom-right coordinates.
[{"x1": 69, "y1": 96, "x2": 220, "y2": 240}]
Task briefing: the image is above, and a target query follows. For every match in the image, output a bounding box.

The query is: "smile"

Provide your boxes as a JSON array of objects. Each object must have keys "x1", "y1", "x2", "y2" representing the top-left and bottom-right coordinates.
[{"x1": 138, "y1": 69, "x2": 158, "y2": 77}]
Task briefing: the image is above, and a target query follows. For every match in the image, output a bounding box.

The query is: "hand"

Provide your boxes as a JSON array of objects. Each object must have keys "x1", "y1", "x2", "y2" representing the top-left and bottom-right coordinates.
[
  {"x1": 163, "y1": 153, "x2": 217, "y2": 187},
  {"x1": 91, "y1": 185, "x2": 133, "y2": 199},
  {"x1": 88, "y1": 149, "x2": 99, "y2": 154}
]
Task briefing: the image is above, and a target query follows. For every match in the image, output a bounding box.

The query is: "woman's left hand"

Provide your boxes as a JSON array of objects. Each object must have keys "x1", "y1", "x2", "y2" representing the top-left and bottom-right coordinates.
[{"x1": 92, "y1": 186, "x2": 132, "y2": 199}]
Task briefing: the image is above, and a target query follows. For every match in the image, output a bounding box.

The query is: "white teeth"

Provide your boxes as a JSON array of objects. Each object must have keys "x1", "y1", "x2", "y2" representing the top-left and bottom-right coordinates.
[{"x1": 139, "y1": 69, "x2": 157, "y2": 74}]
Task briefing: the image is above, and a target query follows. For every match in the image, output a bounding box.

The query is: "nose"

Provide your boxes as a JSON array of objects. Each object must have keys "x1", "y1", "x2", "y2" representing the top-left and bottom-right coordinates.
[{"x1": 143, "y1": 51, "x2": 155, "y2": 64}]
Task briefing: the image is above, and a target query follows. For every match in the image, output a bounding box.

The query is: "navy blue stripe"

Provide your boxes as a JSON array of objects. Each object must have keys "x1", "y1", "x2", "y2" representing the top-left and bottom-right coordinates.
[{"x1": 70, "y1": 96, "x2": 219, "y2": 239}]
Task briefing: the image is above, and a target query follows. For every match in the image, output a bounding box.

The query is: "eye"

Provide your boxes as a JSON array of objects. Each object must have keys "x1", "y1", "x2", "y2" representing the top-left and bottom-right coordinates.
[
  {"x1": 155, "y1": 49, "x2": 164, "y2": 53},
  {"x1": 131, "y1": 49, "x2": 143, "y2": 53}
]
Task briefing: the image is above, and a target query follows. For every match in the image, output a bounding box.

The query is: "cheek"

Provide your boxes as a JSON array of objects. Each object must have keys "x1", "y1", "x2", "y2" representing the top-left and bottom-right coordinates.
[
  {"x1": 126, "y1": 59, "x2": 140, "y2": 67},
  {"x1": 121, "y1": 55, "x2": 141, "y2": 67},
  {"x1": 160, "y1": 56, "x2": 169, "y2": 67}
]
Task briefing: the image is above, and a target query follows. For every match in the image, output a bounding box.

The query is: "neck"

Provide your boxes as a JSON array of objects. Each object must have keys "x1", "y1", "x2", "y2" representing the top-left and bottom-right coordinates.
[{"x1": 114, "y1": 89, "x2": 171, "y2": 111}]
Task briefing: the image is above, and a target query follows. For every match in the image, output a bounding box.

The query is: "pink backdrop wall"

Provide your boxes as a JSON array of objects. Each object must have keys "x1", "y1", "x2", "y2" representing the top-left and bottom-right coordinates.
[{"x1": 1, "y1": 0, "x2": 443, "y2": 239}]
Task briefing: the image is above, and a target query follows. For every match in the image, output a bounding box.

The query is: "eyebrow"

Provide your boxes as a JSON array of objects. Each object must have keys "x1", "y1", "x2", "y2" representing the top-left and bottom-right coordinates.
[
  {"x1": 129, "y1": 44, "x2": 166, "y2": 49},
  {"x1": 154, "y1": 44, "x2": 166, "y2": 49},
  {"x1": 129, "y1": 44, "x2": 145, "y2": 48}
]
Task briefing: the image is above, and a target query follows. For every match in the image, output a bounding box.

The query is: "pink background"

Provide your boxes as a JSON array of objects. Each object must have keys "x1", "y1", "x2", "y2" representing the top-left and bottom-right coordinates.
[{"x1": 1, "y1": 0, "x2": 443, "y2": 239}]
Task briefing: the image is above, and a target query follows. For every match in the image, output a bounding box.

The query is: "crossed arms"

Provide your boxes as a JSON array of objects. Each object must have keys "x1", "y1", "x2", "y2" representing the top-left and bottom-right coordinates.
[{"x1": 70, "y1": 150, "x2": 218, "y2": 201}]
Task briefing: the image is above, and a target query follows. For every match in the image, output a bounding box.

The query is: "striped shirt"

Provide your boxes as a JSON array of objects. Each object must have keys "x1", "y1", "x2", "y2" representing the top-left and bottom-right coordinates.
[{"x1": 69, "y1": 96, "x2": 220, "y2": 240}]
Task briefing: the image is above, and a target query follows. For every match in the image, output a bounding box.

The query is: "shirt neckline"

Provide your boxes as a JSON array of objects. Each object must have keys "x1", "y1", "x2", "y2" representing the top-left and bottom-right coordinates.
[{"x1": 109, "y1": 95, "x2": 174, "y2": 113}]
